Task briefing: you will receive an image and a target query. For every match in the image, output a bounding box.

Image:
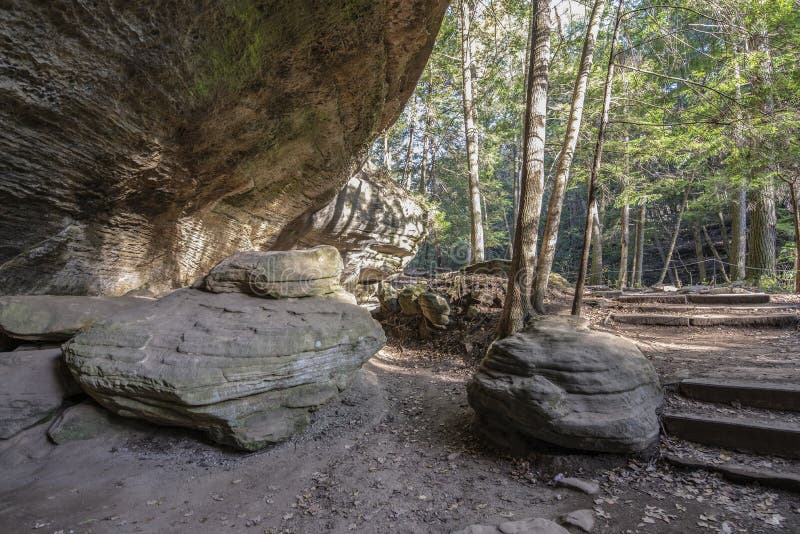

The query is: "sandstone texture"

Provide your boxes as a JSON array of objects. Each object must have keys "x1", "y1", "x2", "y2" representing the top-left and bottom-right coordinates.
[
  {"x1": 276, "y1": 167, "x2": 429, "y2": 286},
  {"x1": 467, "y1": 316, "x2": 662, "y2": 454},
  {"x1": 0, "y1": 1, "x2": 447, "y2": 296},
  {"x1": 0, "y1": 349, "x2": 78, "y2": 439},
  {"x1": 202, "y1": 245, "x2": 343, "y2": 298},
  {"x1": 63, "y1": 288, "x2": 386, "y2": 450},
  {"x1": 0, "y1": 295, "x2": 151, "y2": 342}
]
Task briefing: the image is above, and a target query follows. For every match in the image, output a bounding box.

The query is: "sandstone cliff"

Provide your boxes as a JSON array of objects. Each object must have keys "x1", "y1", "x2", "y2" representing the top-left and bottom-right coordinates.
[{"x1": 0, "y1": 0, "x2": 446, "y2": 295}]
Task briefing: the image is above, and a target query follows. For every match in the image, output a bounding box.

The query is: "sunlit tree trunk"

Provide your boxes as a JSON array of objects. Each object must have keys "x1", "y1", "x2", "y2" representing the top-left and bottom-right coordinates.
[
  {"x1": 383, "y1": 132, "x2": 392, "y2": 173},
  {"x1": 572, "y1": 0, "x2": 622, "y2": 315},
  {"x1": 459, "y1": 0, "x2": 484, "y2": 263},
  {"x1": 533, "y1": 0, "x2": 605, "y2": 313},
  {"x1": 497, "y1": 0, "x2": 551, "y2": 338}
]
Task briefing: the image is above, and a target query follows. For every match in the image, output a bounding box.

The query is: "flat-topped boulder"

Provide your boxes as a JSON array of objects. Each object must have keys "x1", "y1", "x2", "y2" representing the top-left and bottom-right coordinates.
[
  {"x1": 202, "y1": 246, "x2": 343, "y2": 298},
  {"x1": 64, "y1": 288, "x2": 385, "y2": 450},
  {"x1": 468, "y1": 316, "x2": 662, "y2": 454},
  {"x1": 0, "y1": 295, "x2": 151, "y2": 342}
]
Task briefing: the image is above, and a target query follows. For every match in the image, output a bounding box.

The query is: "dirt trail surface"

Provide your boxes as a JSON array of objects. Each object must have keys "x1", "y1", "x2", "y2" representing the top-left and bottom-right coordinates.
[{"x1": 2, "y1": 301, "x2": 800, "y2": 533}]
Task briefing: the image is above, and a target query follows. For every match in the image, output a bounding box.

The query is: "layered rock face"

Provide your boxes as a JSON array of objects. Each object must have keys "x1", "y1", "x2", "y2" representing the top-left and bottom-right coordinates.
[
  {"x1": 276, "y1": 167, "x2": 429, "y2": 286},
  {"x1": 0, "y1": 0, "x2": 446, "y2": 296},
  {"x1": 63, "y1": 249, "x2": 385, "y2": 450},
  {"x1": 468, "y1": 316, "x2": 662, "y2": 454},
  {"x1": 0, "y1": 296, "x2": 151, "y2": 342}
]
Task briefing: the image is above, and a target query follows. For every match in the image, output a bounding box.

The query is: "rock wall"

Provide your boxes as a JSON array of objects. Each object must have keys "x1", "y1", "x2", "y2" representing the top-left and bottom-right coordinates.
[
  {"x1": 0, "y1": 0, "x2": 447, "y2": 296},
  {"x1": 276, "y1": 166, "x2": 429, "y2": 286}
]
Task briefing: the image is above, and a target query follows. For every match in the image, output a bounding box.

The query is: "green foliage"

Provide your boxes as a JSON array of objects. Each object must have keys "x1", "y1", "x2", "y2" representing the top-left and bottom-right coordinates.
[{"x1": 378, "y1": 0, "x2": 800, "y2": 287}]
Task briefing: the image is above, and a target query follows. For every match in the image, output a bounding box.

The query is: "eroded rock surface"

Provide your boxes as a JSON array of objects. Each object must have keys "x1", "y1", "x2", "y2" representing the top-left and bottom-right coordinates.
[
  {"x1": 202, "y1": 245, "x2": 343, "y2": 298},
  {"x1": 0, "y1": 1, "x2": 447, "y2": 296},
  {"x1": 0, "y1": 349, "x2": 78, "y2": 439},
  {"x1": 276, "y1": 167, "x2": 429, "y2": 286},
  {"x1": 64, "y1": 288, "x2": 386, "y2": 450},
  {"x1": 0, "y1": 295, "x2": 151, "y2": 342},
  {"x1": 467, "y1": 316, "x2": 662, "y2": 454}
]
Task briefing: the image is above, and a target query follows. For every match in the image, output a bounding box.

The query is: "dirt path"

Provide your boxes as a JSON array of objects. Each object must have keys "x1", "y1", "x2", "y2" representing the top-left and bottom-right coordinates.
[{"x1": 2, "y1": 322, "x2": 800, "y2": 533}]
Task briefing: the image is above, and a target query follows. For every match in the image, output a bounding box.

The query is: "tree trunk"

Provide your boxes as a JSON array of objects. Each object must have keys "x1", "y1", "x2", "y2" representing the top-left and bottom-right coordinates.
[
  {"x1": 634, "y1": 203, "x2": 646, "y2": 287},
  {"x1": 572, "y1": 0, "x2": 621, "y2": 316},
  {"x1": 383, "y1": 132, "x2": 392, "y2": 173},
  {"x1": 459, "y1": 0, "x2": 484, "y2": 264},
  {"x1": 747, "y1": 185, "x2": 777, "y2": 283},
  {"x1": 790, "y1": 179, "x2": 800, "y2": 293},
  {"x1": 693, "y1": 223, "x2": 707, "y2": 284},
  {"x1": 619, "y1": 196, "x2": 629, "y2": 289},
  {"x1": 589, "y1": 207, "x2": 604, "y2": 286},
  {"x1": 419, "y1": 66, "x2": 433, "y2": 195},
  {"x1": 533, "y1": 0, "x2": 605, "y2": 313},
  {"x1": 656, "y1": 188, "x2": 689, "y2": 286},
  {"x1": 496, "y1": 0, "x2": 551, "y2": 338},
  {"x1": 703, "y1": 225, "x2": 731, "y2": 283},
  {"x1": 730, "y1": 44, "x2": 747, "y2": 281},
  {"x1": 402, "y1": 96, "x2": 418, "y2": 190},
  {"x1": 717, "y1": 212, "x2": 730, "y2": 258}
]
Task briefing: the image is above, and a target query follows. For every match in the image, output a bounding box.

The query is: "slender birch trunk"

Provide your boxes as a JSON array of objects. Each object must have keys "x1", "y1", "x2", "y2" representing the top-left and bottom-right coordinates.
[
  {"x1": 496, "y1": 0, "x2": 551, "y2": 338},
  {"x1": 533, "y1": 0, "x2": 606, "y2": 313},
  {"x1": 459, "y1": 0, "x2": 484, "y2": 263},
  {"x1": 572, "y1": 0, "x2": 622, "y2": 315}
]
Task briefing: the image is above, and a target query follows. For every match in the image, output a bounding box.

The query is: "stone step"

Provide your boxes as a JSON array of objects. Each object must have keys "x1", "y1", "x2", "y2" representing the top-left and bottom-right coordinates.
[
  {"x1": 663, "y1": 452, "x2": 800, "y2": 493},
  {"x1": 616, "y1": 294, "x2": 688, "y2": 304},
  {"x1": 621, "y1": 304, "x2": 798, "y2": 314},
  {"x1": 662, "y1": 411, "x2": 800, "y2": 459},
  {"x1": 679, "y1": 379, "x2": 800, "y2": 412},
  {"x1": 615, "y1": 293, "x2": 770, "y2": 305},
  {"x1": 611, "y1": 313, "x2": 799, "y2": 328},
  {"x1": 687, "y1": 293, "x2": 771, "y2": 305}
]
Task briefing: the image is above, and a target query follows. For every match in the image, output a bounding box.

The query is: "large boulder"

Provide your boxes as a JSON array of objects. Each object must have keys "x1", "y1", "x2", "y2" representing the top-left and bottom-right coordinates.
[
  {"x1": 0, "y1": 295, "x2": 151, "y2": 342},
  {"x1": 276, "y1": 167, "x2": 429, "y2": 286},
  {"x1": 202, "y1": 245, "x2": 343, "y2": 298},
  {"x1": 467, "y1": 316, "x2": 662, "y2": 454},
  {"x1": 0, "y1": 1, "x2": 448, "y2": 296},
  {"x1": 0, "y1": 349, "x2": 79, "y2": 439},
  {"x1": 63, "y1": 288, "x2": 385, "y2": 450}
]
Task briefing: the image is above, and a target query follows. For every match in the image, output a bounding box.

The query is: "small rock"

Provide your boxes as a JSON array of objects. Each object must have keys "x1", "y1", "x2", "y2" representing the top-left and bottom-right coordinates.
[
  {"x1": 451, "y1": 525, "x2": 501, "y2": 534},
  {"x1": 556, "y1": 477, "x2": 600, "y2": 496},
  {"x1": 498, "y1": 517, "x2": 570, "y2": 534},
  {"x1": 418, "y1": 292, "x2": 450, "y2": 327},
  {"x1": 47, "y1": 401, "x2": 122, "y2": 444},
  {"x1": 562, "y1": 509, "x2": 595, "y2": 532}
]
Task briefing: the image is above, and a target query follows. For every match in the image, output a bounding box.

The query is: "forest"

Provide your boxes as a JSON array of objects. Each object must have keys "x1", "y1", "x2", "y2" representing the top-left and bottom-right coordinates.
[{"x1": 373, "y1": 0, "x2": 800, "y2": 295}]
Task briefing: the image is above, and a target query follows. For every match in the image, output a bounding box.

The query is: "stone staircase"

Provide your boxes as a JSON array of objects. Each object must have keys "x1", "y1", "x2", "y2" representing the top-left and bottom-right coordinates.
[
  {"x1": 599, "y1": 290, "x2": 800, "y2": 328},
  {"x1": 661, "y1": 378, "x2": 800, "y2": 492}
]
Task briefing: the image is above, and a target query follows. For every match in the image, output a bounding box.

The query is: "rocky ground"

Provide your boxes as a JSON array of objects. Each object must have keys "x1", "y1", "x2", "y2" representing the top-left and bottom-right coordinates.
[{"x1": 2, "y1": 290, "x2": 800, "y2": 533}]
